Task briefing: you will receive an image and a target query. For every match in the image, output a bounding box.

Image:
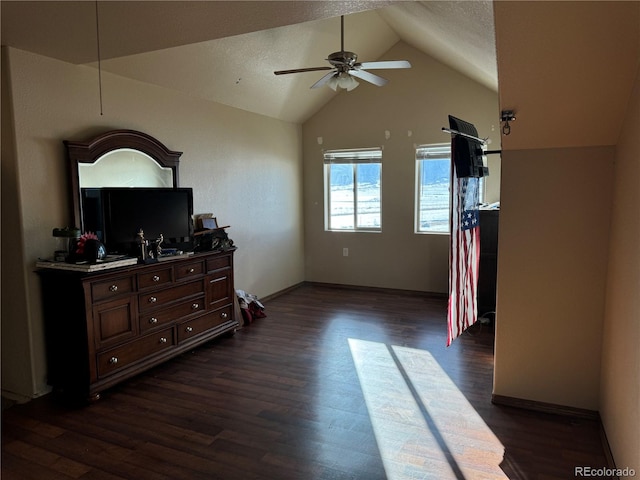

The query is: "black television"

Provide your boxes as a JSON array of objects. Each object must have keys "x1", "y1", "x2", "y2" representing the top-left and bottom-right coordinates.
[
  {"x1": 81, "y1": 187, "x2": 194, "y2": 255},
  {"x1": 448, "y1": 115, "x2": 488, "y2": 178}
]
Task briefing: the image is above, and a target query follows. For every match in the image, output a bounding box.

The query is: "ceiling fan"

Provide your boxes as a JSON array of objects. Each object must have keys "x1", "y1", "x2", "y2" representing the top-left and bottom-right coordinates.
[{"x1": 274, "y1": 15, "x2": 412, "y2": 91}]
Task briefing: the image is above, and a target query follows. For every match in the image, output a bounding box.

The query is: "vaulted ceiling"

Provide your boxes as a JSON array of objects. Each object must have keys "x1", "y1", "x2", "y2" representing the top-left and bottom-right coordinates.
[
  {"x1": 1, "y1": 1, "x2": 498, "y2": 124},
  {"x1": 2, "y1": 1, "x2": 638, "y2": 150}
]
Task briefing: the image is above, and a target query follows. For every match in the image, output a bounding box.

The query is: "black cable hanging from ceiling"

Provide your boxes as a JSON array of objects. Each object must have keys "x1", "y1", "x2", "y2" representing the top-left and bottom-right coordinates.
[{"x1": 95, "y1": 0, "x2": 103, "y2": 116}]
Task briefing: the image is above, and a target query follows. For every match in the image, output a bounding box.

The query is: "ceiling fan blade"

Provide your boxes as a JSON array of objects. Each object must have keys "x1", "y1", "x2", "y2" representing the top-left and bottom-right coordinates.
[
  {"x1": 310, "y1": 71, "x2": 337, "y2": 89},
  {"x1": 274, "y1": 66, "x2": 333, "y2": 76},
  {"x1": 358, "y1": 60, "x2": 412, "y2": 70},
  {"x1": 349, "y1": 69, "x2": 388, "y2": 87}
]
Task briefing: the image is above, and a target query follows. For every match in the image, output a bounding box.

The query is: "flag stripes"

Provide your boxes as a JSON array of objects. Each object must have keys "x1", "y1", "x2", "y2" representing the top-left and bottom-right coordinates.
[{"x1": 447, "y1": 174, "x2": 481, "y2": 346}]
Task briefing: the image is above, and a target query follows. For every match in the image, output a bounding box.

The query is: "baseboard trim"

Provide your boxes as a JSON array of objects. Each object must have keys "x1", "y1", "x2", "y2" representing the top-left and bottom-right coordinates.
[
  {"x1": 598, "y1": 419, "x2": 619, "y2": 478},
  {"x1": 259, "y1": 282, "x2": 306, "y2": 303},
  {"x1": 261, "y1": 281, "x2": 447, "y2": 303},
  {"x1": 303, "y1": 281, "x2": 448, "y2": 299},
  {"x1": 492, "y1": 395, "x2": 619, "y2": 474},
  {"x1": 491, "y1": 394, "x2": 599, "y2": 420}
]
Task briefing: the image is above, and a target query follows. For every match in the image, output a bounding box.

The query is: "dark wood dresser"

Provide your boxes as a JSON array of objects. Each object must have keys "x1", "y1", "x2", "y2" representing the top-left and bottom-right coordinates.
[
  {"x1": 38, "y1": 249, "x2": 238, "y2": 401},
  {"x1": 478, "y1": 209, "x2": 499, "y2": 318}
]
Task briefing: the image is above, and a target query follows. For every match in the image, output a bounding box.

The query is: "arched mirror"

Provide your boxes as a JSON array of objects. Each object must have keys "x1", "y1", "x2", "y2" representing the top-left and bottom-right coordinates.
[{"x1": 65, "y1": 130, "x2": 182, "y2": 231}]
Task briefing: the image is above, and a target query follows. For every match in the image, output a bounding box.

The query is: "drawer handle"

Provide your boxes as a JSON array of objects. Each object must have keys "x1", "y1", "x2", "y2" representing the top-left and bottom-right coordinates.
[
  {"x1": 148, "y1": 296, "x2": 157, "y2": 303},
  {"x1": 149, "y1": 317, "x2": 158, "y2": 324},
  {"x1": 152, "y1": 275, "x2": 160, "y2": 282},
  {"x1": 192, "y1": 303, "x2": 199, "y2": 310},
  {"x1": 188, "y1": 268, "x2": 195, "y2": 273},
  {"x1": 221, "y1": 312, "x2": 228, "y2": 319},
  {"x1": 159, "y1": 337, "x2": 168, "y2": 344},
  {"x1": 109, "y1": 356, "x2": 118, "y2": 365},
  {"x1": 109, "y1": 285, "x2": 118, "y2": 292},
  {"x1": 185, "y1": 326, "x2": 193, "y2": 333}
]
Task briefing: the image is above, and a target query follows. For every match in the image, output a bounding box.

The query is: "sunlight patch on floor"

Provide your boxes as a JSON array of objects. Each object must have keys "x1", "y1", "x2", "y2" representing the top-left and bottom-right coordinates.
[{"x1": 348, "y1": 338, "x2": 507, "y2": 480}]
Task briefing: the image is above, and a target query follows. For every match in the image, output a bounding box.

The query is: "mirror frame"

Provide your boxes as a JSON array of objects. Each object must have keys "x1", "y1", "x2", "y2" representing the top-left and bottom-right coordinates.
[{"x1": 64, "y1": 130, "x2": 182, "y2": 231}]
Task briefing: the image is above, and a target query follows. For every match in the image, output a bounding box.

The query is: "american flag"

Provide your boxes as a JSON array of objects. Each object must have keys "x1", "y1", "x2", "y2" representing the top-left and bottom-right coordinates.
[{"x1": 447, "y1": 166, "x2": 481, "y2": 346}]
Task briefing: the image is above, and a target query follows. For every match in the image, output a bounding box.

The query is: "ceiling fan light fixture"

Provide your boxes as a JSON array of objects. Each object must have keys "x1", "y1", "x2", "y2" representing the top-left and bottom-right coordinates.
[
  {"x1": 328, "y1": 72, "x2": 359, "y2": 91},
  {"x1": 327, "y1": 75, "x2": 339, "y2": 91},
  {"x1": 339, "y1": 72, "x2": 359, "y2": 91}
]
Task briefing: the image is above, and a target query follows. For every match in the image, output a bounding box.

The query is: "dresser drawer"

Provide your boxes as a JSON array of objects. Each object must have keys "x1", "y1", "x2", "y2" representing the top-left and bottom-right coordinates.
[
  {"x1": 139, "y1": 280, "x2": 204, "y2": 312},
  {"x1": 175, "y1": 260, "x2": 204, "y2": 281},
  {"x1": 139, "y1": 296, "x2": 205, "y2": 332},
  {"x1": 92, "y1": 296, "x2": 138, "y2": 348},
  {"x1": 207, "y1": 272, "x2": 232, "y2": 309},
  {"x1": 91, "y1": 275, "x2": 134, "y2": 302},
  {"x1": 206, "y1": 254, "x2": 231, "y2": 272},
  {"x1": 97, "y1": 328, "x2": 175, "y2": 378},
  {"x1": 137, "y1": 267, "x2": 173, "y2": 290},
  {"x1": 177, "y1": 305, "x2": 233, "y2": 343}
]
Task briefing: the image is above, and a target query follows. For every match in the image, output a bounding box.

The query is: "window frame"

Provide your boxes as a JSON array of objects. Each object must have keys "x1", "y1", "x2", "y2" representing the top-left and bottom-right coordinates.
[
  {"x1": 414, "y1": 144, "x2": 485, "y2": 235},
  {"x1": 323, "y1": 147, "x2": 383, "y2": 232},
  {"x1": 414, "y1": 143, "x2": 452, "y2": 235}
]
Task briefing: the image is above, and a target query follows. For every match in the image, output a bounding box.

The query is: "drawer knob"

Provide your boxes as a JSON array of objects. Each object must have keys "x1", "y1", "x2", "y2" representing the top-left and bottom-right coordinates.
[
  {"x1": 192, "y1": 303, "x2": 199, "y2": 310},
  {"x1": 188, "y1": 268, "x2": 195, "y2": 273},
  {"x1": 152, "y1": 275, "x2": 160, "y2": 282},
  {"x1": 185, "y1": 326, "x2": 193, "y2": 333},
  {"x1": 221, "y1": 312, "x2": 228, "y2": 319},
  {"x1": 159, "y1": 337, "x2": 168, "y2": 344},
  {"x1": 149, "y1": 317, "x2": 158, "y2": 324},
  {"x1": 109, "y1": 285, "x2": 118, "y2": 292},
  {"x1": 109, "y1": 356, "x2": 118, "y2": 365},
  {"x1": 148, "y1": 296, "x2": 157, "y2": 303}
]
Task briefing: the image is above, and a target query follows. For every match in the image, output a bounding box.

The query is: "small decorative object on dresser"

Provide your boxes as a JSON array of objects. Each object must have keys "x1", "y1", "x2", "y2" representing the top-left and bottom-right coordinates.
[
  {"x1": 193, "y1": 214, "x2": 234, "y2": 252},
  {"x1": 74, "y1": 232, "x2": 106, "y2": 264}
]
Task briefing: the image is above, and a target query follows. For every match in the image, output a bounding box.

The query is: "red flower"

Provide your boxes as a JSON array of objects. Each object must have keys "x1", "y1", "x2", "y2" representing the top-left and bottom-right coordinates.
[{"x1": 75, "y1": 232, "x2": 99, "y2": 255}]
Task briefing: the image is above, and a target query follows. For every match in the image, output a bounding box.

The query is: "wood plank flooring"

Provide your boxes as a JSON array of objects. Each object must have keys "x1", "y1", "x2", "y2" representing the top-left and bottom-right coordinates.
[{"x1": 2, "y1": 283, "x2": 611, "y2": 479}]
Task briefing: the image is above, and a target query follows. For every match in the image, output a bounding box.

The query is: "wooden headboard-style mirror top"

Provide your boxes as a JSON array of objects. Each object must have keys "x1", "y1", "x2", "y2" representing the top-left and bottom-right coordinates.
[{"x1": 64, "y1": 130, "x2": 182, "y2": 231}]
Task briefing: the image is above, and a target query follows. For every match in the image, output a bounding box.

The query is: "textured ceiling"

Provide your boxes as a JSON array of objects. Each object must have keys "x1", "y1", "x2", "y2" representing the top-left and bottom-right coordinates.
[{"x1": 1, "y1": 1, "x2": 498, "y2": 124}]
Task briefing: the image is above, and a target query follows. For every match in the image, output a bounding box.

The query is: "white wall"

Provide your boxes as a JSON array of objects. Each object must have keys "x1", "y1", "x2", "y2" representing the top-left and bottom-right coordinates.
[
  {"x1": 302, "y1": 41, "x2": 500, "y2": 293},
  {"x1": 1, "y1": 46, "x2": 305, "y2": 399}
]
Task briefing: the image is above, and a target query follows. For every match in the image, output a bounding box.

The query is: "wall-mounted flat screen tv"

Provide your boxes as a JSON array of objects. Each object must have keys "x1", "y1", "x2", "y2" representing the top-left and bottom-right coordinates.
[{"x1": 81, "y1": 187, "x2": 194, "y2": 255}]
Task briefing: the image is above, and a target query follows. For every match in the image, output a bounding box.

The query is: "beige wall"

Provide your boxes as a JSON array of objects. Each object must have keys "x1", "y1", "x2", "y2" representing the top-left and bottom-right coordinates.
[
  {"x1": 492, "y1": 1, "x2": 639, "y2": 468},
  {"x1": 1, "y1": 46, "x2": 305, "y2": 400},
  {"x1": 599, "y1": 69, "x2": 640, "y2": 471},
  {"x1": 302, "y1": 41, "x2": 500, "y2": 292},
  {"x1": 493, "y1": 145, "x2": 614, "y2": 410},
  {"x1": 1, "y1": 48, "x2": 35, "y2": 399},
  {"x1": 493, "y1": 1, "x2": 639, "y2": 151}
]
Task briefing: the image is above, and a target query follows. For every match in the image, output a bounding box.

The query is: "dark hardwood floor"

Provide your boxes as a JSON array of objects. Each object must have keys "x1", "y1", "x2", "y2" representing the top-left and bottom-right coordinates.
[{"x1": 2, "y1": 284, "x2": 611, "y2": 479}]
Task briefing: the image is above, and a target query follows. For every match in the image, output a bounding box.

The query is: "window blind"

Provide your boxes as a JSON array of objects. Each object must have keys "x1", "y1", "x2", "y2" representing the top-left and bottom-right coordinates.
[
  {"x1": 415, "y1": 144, "x2": 450, "y2": 160},
  {"x1": 323, "y1": 147, "x2": 383, "y2": 164}
]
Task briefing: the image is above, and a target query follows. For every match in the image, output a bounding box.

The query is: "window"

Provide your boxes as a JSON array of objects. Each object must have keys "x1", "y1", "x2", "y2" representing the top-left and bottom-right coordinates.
[
  {"x1": 324, "y1": 148, "x2": 382, "y2": 231},
  {"x1": 415, "y1": 144, "x2": 451, "y2": 233},
  {"x1": 415, "y1": 144, "x2": 485, "y2": 234}
]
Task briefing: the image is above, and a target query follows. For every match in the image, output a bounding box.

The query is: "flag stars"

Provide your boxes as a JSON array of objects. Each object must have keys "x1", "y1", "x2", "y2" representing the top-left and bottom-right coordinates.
[{"x1": 460, "y1": 209, "x2": 479, "y2": 231}]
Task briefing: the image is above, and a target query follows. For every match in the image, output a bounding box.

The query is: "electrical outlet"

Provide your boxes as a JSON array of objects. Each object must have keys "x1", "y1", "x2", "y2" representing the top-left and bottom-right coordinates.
[{"x1": 343, "y1": 247, "x2": 349, "y2": 257}]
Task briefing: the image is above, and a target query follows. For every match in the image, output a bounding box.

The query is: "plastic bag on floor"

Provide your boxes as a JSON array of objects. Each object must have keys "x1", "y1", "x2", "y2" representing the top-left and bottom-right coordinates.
[{"x1": 236, "y1": 289, "x2": 266, "y2": 325}]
